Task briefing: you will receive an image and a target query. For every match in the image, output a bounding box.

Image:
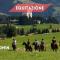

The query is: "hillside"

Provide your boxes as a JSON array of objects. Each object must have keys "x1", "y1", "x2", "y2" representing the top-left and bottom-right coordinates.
[{"x1": 0, "y1": 0, "x2": 60, "y2": 22}]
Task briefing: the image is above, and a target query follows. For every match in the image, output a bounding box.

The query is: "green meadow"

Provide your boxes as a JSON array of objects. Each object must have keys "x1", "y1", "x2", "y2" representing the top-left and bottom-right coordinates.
[{"x1": 0, "y1": 24, "x2": 60, "y2": 60}]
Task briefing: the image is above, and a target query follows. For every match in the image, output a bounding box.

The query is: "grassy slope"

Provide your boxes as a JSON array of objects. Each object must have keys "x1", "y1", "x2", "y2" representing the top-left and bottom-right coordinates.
[{"x1": 0, "y1": 24, "x2": 60, "y2": 60}]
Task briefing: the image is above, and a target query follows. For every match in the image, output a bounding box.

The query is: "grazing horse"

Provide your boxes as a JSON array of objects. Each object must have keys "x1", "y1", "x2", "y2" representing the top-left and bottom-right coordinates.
[
  {"x1": 32, "y1": 42, "x2": 40, "y2": 51},
  {"x1": 51, "y1": 40, "x2": 58, "y2": 51},
  {"x1": 23, "y1": 42, "x2": 32, "y2": 52}
]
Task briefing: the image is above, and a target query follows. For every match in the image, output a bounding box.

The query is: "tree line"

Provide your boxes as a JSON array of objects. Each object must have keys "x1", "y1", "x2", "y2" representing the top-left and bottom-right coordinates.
[
  {"x1": 0, "y1": 15, "x2": 59, "y2": 24},
  {"x1": 0, "y1": 25, "x2": 60, "y2": 38}
]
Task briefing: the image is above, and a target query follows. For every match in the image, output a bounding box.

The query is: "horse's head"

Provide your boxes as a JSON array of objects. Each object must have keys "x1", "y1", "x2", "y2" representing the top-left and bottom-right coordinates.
[
  {"x1": 32, "y1": 42, "x2": 35, "y2": 45},
  {"x1": 22, "y1": 42, "x2": 26, "y2": 45}
]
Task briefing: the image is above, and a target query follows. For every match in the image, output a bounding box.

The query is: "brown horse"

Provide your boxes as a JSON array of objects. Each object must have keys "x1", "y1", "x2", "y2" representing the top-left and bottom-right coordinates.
[
  {"x1": 23, "y1": 42, "x2": 32, "y2": 52},
  {"x1": 12, "y1": 42, "x2": 16, "y2": 51},
  {"x1": 51, "y1": 40, "x2": 58, "y2": 51},
  {"x1": 32, "y1": 42, "x2": 40, "y2": 51},
  {"x1": 39, "y1": 39, "x2": 46, "y2": 51},
  {"x1": 40, "y1": 43, "x2": 45, "y2": 51},
  {"x1": 32, "y1": 41, "x2": 45, "y2": 51}
]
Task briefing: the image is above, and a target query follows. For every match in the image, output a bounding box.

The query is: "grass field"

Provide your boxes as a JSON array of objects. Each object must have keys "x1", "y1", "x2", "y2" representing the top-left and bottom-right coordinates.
[{"x1": 0, "y1": 24, "x2": 60, "y2": 60}]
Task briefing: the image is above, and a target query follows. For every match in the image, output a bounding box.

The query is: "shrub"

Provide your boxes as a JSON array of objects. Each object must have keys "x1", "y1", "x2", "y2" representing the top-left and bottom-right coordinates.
[
  {"x1": 3, "y1": 25, "x2": 17, "y2": 37},
  {"x1": 19, "y1": 28, "x2": 25, "y2": 35},
  {"x1": 42, "y1": 28, "x2": 49, "y2": 33}
]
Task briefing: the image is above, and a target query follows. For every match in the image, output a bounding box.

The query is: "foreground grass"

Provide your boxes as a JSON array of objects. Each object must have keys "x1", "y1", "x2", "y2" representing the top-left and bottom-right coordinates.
[
  {"x1": 0, "y1": 50, "x2": 60, "y2": 60},
  {"x1": 0, "y1": 24, "x2": 60, "y2": 60},
  {"x1": 0, "y1": 32, "x2": 60, "y2": 60}
]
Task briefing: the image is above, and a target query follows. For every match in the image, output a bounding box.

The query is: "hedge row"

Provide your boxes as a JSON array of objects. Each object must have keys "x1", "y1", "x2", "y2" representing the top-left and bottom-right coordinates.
[{"x1": 0, "y1": 25, "x2": 60, "y2": 37}]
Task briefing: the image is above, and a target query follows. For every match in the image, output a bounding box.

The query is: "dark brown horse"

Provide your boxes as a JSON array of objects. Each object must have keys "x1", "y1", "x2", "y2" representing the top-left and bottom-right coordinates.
[
  {"x1": 32, "y1": 42, "x2": 40, "y2": 51},
  {"x1": 12, "y1": 42, "x2": 16, "y2": 51},
  {"x1": 32, "y1": 39, "x2": 46, "y2": 51},
  {"x1": 51, "y1": 40, "x2": 58, "y2": 51},
  {"x1": 23, "y1": 42, "x2": 32, "y2": 52},
  {"x1": 40, "y1": 43, "x2": 45, "y2": 51}
]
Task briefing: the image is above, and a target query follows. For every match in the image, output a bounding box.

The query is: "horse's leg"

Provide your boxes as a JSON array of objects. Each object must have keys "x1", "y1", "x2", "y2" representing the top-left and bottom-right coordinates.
[
  {"x1": 39, "y1": 46, "x2": 40, "y2": 52},
  {"x1": 43, "y1": 46, "x2": 45, "y2": 51},
  {"x1": 55, "y1": 48, "x2": 58, "y2": 52},
  {"x1": 54, "y1": 49, "x2": 57, "y2": 52},
  {"x1": 28, "y1": 46, "x2": 30, "y2": 51},
  {"x1": 13, "y1": 45, "x2": 16, "y2": 51},
  {"x1": 30, "y1": 47, "x2": 32, "y2": 52},
  {"x1": 34, "y1": 47, "x2": 36, "y2": 51},
  {"x1": 55, "y1": 44, "x2": 58, "y2": 52},
  {"x1": 26, "y1": 48, "x2": 27, "y2": 51},
  {"x1": 53, "y1": 46, "x2": 56, "y2": 51}
]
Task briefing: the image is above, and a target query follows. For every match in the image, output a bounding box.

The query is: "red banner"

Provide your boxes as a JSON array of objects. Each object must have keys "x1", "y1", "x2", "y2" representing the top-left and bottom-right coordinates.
[{"x1": 9, "y1": 3, "x2": 51, "y2": 12}]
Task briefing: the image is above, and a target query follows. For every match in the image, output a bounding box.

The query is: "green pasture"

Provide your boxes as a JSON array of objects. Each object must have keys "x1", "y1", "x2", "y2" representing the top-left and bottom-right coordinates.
[{"x1": 0, "y1": 24, "x2": 60, "y2": 60}]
